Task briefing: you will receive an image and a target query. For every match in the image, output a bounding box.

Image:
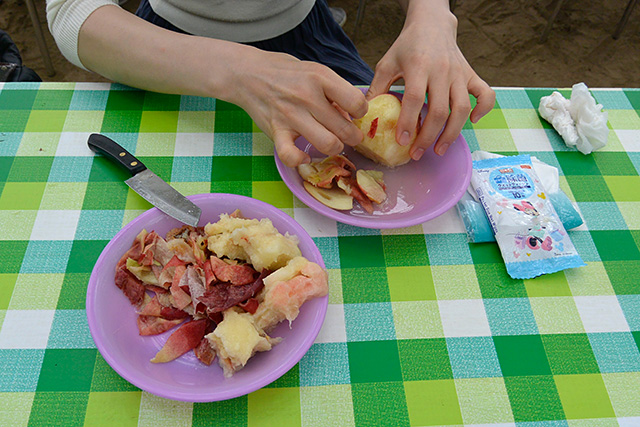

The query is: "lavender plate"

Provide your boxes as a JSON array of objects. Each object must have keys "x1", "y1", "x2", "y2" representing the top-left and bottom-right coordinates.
[
  {"x1": 274, "y1": 90, "x2": 472, "y2": 229},
  {"x1": 86, "y1": 193, "x2": 328, "y2": 402}
]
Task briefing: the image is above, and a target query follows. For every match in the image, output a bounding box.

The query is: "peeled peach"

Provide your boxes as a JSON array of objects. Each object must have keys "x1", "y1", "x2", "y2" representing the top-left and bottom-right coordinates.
[{"x1": 352, "y1": 94, "x2": 415, "y2": 167}]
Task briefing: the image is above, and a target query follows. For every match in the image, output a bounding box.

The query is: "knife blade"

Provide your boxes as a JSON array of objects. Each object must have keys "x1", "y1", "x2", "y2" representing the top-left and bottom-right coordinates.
[{"x1": 87, "y1": 133, "x2": 201, "y2": 227}]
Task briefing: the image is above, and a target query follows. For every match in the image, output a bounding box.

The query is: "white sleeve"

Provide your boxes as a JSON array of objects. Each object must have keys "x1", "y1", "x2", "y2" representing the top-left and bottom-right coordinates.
[{"x1": 46, "y1": 0, "x2": 119, "y2": 70}]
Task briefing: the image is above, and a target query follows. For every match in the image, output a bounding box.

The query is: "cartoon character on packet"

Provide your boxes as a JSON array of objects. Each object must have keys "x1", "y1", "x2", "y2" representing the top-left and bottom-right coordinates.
[
  {"x1": 513, "y1": 201, "x2": 540, "y2": 217},
  {"x1": 512, "y1": 200, "x2": 555, "y2": 252},
  {"x1": 515, "y1": 229, "x2": 553, "y2": 251},
  {"x1": 512, "y1": 198, "x2": 572, "y2": 253}
]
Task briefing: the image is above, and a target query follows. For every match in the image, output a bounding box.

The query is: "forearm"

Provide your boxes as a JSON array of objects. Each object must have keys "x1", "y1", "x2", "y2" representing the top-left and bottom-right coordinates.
[
  {"x1": 397, "y1": 0, "x2": 456, "y2": 29},
  {"x1": 77, "y1": 5, "x2": 254, "y2": 102},
  {"x1": 52, "y1": 1, "x2": 369, "y2": 167},
  {"x1": 396, "y1": 0, "x2": 450, "y2": 12}
]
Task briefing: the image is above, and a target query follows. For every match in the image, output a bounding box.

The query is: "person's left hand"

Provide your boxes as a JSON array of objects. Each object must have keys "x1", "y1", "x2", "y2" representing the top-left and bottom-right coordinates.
[{"x1": 365, "y1": 0, "x2": 495, "y2": 161}]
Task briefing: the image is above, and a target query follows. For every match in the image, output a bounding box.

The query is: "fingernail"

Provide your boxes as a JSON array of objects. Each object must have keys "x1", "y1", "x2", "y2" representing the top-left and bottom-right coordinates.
[
  {"x1": 471, "y1": 112, "x2": 486, "y2": 124},
  {"x1": 437, "y1": 142, "x2": 451, "y2": 156},
  {"x1": 399, "y1": 131, "x2": 411, "y2": 146},
  {"x1": 411, "y1": 148, "x2": 425, "y2": 161}
]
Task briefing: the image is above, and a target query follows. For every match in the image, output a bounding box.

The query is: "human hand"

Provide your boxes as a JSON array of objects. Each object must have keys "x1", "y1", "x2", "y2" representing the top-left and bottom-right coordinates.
[
  {"x1": 72, "y1": 6, "x2": 365, "y2": 169},
  {"x1": 365, "y1": 1, "x2": 495, "y2": 160},
  {"x1": 229, "y1": 48, "x2": 368, "y2": 167},
  {"x1": 73, "y1": 7, "x2": 366, "y2": 169}
]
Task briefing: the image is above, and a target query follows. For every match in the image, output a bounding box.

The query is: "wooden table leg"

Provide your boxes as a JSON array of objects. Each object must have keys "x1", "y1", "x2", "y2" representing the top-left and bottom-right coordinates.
[{"x1": 24, "y1": 0, "x2": 56, "y2": 77}]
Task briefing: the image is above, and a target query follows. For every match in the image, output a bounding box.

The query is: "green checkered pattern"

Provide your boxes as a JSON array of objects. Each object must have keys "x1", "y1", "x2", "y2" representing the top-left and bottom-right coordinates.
[{"x1": 1, "y1": 82, "x2": 639, "y2": 426}]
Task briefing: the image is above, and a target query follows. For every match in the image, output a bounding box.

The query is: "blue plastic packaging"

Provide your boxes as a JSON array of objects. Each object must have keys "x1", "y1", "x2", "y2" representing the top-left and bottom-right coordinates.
[
  {"x1": 457, "y1": 189, "x2": 583, "y2": 243},
  {"x1": 470, "y1": 154, "x2": 586, "y2": 279},
  {"x1": 456, "y1": 192, "x2": 496, "y2": 243}
]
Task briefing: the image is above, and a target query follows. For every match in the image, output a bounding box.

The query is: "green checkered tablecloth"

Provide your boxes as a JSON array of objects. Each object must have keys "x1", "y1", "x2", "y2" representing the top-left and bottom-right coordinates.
[{"x1": 1, "y1": 82, "x2": 639, "y2": 426}]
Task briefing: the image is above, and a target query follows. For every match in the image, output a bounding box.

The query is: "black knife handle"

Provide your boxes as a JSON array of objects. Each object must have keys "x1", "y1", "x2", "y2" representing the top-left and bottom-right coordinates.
[{"x1": 87, "y1": 133, "x2": 147, "y2": 176}]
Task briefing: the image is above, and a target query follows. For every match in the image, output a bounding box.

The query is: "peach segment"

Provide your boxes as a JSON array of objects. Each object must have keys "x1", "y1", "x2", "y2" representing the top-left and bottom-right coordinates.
[
  {"x1": 296, "y1": 155, "x2": 353, "y2": 188},
  {"x1": 303, "y1": 181, "x2": 353, "y2": 210},
  {"x1": 337, "y1": 176, "x2": 373, "y2": 214},
  {"x1": 356, "y1": 170, "x2": 387, "y2": 204}
]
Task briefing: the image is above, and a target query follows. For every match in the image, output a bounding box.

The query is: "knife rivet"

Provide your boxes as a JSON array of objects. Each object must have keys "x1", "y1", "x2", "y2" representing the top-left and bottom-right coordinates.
[
  {"x1": 119, "y1": 152, "x2": 126, "y2": 157},
  {"x1": 131, "y1": 161, "x2": 138, "y2": 166}
]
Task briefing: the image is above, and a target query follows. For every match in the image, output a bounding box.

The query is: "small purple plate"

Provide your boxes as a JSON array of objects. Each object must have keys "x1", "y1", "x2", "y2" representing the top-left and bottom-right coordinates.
[
  {"x1": 86, "y1": 193, "x2": 328, "y2": 402},
  {"x1": 274, "y1": 90, "x2": 472, "y2": 229}
]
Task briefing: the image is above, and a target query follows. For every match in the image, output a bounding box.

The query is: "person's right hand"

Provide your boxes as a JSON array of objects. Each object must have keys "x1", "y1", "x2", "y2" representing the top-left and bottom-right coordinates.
[
  {"x1": 226, "y1": 47, "x2": 369, "y2": 167},
  {"x1": 364, "y1": 0, "x2": 495, "y2": 161}
]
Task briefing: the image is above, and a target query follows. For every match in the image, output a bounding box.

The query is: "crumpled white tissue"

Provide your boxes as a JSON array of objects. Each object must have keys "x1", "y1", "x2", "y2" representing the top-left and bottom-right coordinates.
[
  {"x1": 538, "y1": 82, "x2": 608, "y2": 154},
  {"x1": 569, "y1": 83, "x2": 609, "y2": 154},
  {"x1": 538, "y1": 92, "x2": 579, "y2": 146}
]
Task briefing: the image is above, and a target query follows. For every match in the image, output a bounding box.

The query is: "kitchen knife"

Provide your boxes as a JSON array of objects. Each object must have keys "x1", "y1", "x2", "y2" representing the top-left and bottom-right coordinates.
[{"x1": 87, "y1": 133, "x2": 201, "y2": 227}]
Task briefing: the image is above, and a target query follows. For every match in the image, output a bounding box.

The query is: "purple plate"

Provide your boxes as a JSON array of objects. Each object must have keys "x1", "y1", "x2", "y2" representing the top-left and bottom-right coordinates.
[
  {"x1": 274, "y1": 90, "x2": 472, "y2": 229},
  {"x1": 86, "y1": 193, "x2": 328, "y2": 402}
]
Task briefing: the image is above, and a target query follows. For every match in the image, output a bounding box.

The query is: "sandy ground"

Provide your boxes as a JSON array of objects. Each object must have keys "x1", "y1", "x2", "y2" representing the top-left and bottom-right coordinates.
[{"x1": 2, "y1": 0, "x2": 640, "y2": 88}]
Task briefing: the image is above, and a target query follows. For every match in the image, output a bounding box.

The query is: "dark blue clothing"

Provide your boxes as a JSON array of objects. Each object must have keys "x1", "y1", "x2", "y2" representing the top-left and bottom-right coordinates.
[{"x1": 135, "y1": 0, "x2": 374, "y2": 85}]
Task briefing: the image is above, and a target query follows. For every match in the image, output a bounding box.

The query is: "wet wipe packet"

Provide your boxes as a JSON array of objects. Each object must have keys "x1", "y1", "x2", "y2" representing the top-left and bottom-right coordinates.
[
  {"x1": 458, "y1": 190, "x2": 583, "y2": 243},
  {"x1": 458, "y1": 152, "x2": 584, "y2": 243},
  {"x1": 470, "y1": 154, "x2": 586, "y2": 279}
]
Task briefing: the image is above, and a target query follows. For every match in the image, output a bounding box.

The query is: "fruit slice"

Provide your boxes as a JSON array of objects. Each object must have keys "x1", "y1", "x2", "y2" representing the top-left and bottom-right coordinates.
[
  {"x1": 297, "y1": 155, "x2": 354, "y2": 188},
  {"x1": 337, "y1": 177, "x2": 373, "y2": 214},
  {"x1": 362, "y1": 170, "x2": 385, "y2": 189},
  {"x1": 303, "y1": 181, "x2": 353, "y2": 210},
  {"x1": 356, "y1": 170, "x2": 387, "y2": 204},
  {"x1": 150, "y1": 318, "x2": 208, "y2": 363},
  {"x1": 297, "y1": 163, "x2": 318, "y2": 182}
]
